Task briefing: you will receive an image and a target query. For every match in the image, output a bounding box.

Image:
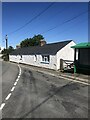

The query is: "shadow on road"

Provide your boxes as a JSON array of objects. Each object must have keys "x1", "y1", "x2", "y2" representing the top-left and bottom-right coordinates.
[{"x1": 18, "y1": 81, "x2": 73, "y2": 119}]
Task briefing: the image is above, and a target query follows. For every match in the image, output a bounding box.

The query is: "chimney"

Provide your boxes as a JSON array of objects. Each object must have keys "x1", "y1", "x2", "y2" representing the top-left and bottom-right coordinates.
[
  {"x1": 16, "y1": 44, "x2": 20, "y2": 49},
  {"x1": 40, "y1": 39, "x2": 46, "y2": 46}
]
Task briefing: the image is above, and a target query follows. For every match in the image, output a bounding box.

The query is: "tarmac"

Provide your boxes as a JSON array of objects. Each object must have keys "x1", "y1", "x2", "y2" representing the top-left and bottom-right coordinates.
[
  {"x1": 19, "y1": 63, "x2": 90, "y2": 85},
  {"x1": 1, "y1": 58, "x2": 89, "y2": 85},
  {"x1": 2, "y1": 60, "x2": 89, "y2": 118}
]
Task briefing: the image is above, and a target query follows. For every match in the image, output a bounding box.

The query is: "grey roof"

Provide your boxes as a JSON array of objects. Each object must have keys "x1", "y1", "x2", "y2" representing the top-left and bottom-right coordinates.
[{"x1": 10, "y1": 40, "x2": 72, "y2": 55}]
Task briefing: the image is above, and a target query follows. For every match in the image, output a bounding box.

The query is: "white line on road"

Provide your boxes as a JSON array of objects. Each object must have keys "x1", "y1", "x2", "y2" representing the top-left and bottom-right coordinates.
[
  {"x1": 19, "y1": 73, "x2": 20, "y2": 76},
  {"x1": 11, "y1": 86, "x2": 15, "y2": 92},
  {"x1": 5, "y1": 93, "x2": 12, "y2": 101},
  {"x1": 14, "y1": 81, "x2": 18, "y2": 86},
  {"x1": 43, "y1": 71, "x2": 90, "y2": 86},
  {"x1": 0, "y1": 103, "x2": 5, "y2": 110},
  {"x1": 58, "y1": 75, "x2": 89, "y2": 85},
  {"x1": 18, "y1": 75, "x2": 20, "y2": 79},
  {"x1": 16, "y1": 78, "x2": 19, "y2": 82},
  {"x1": 0, "y1": 64, "x2": 22, "y2": 111}
]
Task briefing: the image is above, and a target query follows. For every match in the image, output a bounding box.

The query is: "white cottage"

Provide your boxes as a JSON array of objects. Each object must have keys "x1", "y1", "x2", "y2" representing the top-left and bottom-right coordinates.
[{"x1": 9, "y1": 40, "x2": 76, "y2": 70}]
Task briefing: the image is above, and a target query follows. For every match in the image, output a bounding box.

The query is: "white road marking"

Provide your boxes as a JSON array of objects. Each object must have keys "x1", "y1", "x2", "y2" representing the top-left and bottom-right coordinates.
[
  {"x1": 0, "y1": 103, "x2": 5, "y2": 110},
  {"x1": 37, "y1": 70, "x2": 89, "y2": 85},
  {"x1": 18, "y1": 75, "x2": 20, "y2": 79},
  {"x1": 11, "y1": 86, "x2": 15, "y2": 92},
  {"x1": 16, "y1": 78, "x2": 19, "y2": 82},
  {"x1": 19, "y1": 73, "x2": 20, "y2": 76},
  {"x1": 14, "y1": 81, "x2": 17, "y2": 86},
  {"x1": 5, "y1": 93, "x2": 12, "y2": 101},
  {"x1": 0, "y1": 64, "x2": 22, "y2": 111},
  {"x1": 58, "y1": 75, "x2": 89, "y2": 85},
  {"x1": 20, "y1": 68, "x2": 21, "y2": 73},
  {"x1": 43, "y1": 71, "x2": 90, "y2": 86}
]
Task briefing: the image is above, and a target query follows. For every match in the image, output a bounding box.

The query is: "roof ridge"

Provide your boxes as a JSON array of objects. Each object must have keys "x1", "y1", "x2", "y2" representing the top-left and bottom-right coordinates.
[{"x1": 46, "y1": 40, "x2": 72, "y2": 45}]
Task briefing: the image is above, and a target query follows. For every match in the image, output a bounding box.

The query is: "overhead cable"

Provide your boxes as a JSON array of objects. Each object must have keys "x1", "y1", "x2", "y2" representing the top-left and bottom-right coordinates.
[
  {"x1": 7, "y1": 2, "x2": 55, "y2": 35},
  {"x1": 41, "y1": 10, "x2": 88, "y2": 34}
]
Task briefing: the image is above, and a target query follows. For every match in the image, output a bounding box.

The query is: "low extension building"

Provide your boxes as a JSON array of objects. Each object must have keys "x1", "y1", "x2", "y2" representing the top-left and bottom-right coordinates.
[
  {"x1": 71, "y1": 42, "x2": 90, "y2": 74},
  {"x1": 9, "y1": 40, "x2": 76, "y2": 70}
]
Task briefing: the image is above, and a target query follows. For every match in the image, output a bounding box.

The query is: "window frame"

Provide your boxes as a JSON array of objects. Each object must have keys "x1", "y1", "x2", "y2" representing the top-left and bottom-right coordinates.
[{"x1": 41, "y1": 55, "x2": 50, "y2": 63}]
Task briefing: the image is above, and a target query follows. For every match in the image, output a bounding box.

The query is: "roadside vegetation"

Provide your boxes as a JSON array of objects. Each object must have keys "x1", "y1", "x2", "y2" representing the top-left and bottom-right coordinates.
[
  {"x1": 1, "y1": 46, "x2": 14, "y2": 61},
  {"x1": 20, "y1": 34, "x2": 44, "y2": 47}
]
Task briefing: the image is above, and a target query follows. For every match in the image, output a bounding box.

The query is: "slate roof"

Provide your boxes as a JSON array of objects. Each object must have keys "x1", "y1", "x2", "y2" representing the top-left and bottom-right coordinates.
[{"x1": 10, "y1": 40, "x2": 72, "y2": 55}]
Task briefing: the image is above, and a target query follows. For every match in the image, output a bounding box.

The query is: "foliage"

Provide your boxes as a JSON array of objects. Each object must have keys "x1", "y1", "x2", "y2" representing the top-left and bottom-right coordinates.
[
  {"x1": 1, "y1": 46, "x2": 14, "y2": 61},
  {"x1": 20, "y1": 34, "x2": 44, "y2": 48}
]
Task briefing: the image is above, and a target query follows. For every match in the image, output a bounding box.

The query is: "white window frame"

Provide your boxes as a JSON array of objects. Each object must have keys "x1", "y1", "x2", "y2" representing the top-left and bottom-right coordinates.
[{"x1": 42, "y1": 55, "x2": 50, "y2": 63}]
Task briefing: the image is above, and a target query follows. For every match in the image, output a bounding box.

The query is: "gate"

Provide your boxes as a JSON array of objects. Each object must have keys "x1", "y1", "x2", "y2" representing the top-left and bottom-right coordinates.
[{"x1": 60, "y1": 59, "x2": 74, "y2": 71}]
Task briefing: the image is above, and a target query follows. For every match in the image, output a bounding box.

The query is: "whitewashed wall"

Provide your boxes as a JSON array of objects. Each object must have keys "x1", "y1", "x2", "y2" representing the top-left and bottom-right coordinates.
[
  {"x1": 9, "y1": 54, "x2": 57, "y2": 70},
  {"x1": 56, "y1": 41, "x2": 76, "y2": 70},
  {"x1": 9, "y1": 41, "x2": 76, "y2": 70}
]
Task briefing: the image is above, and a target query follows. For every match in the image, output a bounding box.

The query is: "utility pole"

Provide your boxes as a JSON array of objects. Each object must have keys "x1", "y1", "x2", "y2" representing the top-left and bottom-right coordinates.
[{"x1": 5, "y1": 35, "x2": 8, "y2": 49}]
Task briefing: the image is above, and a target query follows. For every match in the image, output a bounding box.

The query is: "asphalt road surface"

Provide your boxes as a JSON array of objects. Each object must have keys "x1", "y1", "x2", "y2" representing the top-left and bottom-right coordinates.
[{"x1": 1, "y1": 61, "x2": 88, "y2": 118}]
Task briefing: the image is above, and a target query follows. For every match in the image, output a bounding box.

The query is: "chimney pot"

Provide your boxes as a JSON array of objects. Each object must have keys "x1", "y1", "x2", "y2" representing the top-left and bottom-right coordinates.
[{"x1": 40, "y1": 39, "x2": 46, "y2": 46}]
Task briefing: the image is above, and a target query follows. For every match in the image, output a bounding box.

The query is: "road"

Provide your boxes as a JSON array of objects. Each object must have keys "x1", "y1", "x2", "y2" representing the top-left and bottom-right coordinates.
[{"x1": 1, "y1": 61, "x2": 88, "y2": 118}]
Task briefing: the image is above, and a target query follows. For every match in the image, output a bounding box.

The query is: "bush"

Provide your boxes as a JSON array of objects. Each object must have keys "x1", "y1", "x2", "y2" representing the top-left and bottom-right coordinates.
[{"x1": 1, "y1": 46, "x2": 14, "y2": 61}]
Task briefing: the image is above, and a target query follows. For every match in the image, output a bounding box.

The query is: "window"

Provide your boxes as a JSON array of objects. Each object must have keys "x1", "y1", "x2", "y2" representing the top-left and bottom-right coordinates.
[{"x1": 42, "y1": 55, "x2": 50, "y2": 63}]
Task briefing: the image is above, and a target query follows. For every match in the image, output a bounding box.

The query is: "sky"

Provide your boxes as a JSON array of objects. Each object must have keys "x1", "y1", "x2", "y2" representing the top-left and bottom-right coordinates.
[{"x1": 2, "y1": 2, "x2": 88, "y2": 48}]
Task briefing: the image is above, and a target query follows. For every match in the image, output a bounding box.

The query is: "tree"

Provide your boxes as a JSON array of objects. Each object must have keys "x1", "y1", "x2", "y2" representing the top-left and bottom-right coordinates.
[
  {"x1": 2, "y1": 46, "x2": 14, "y2": 61},
  {"x1": 20, "y1": 38, "x2": 31, "y2": 48},
  {"x1": 20, "y1": 34, "x2": 44, "y2": 48}
]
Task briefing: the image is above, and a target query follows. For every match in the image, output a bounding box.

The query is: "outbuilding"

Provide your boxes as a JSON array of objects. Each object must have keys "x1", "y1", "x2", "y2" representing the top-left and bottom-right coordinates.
[
  {"x1": 9, "y1": 40, "x2": 76, "y2": 70},
  {"x1": 71, "y1": 42, "x2": 90, "y2": 74}
]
